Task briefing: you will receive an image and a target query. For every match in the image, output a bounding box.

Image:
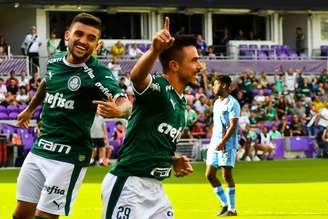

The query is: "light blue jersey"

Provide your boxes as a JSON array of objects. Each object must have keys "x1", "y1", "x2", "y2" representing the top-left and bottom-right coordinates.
[{"x1": 207, "y1": 95, "x2": 240, "y2": 167}]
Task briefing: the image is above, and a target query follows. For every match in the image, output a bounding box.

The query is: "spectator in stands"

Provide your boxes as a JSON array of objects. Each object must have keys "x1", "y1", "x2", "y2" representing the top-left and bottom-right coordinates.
[
  {"x1": 238, "y1": 71, "x2": 253, "y2": 103},
  {"x1": 319, "y1": 126, "x2": 328, "y2": 158},
  {"x1": 318, "y1": 69, "x2": 328, "y2": 84},
  {"x1": 29, "y1": 71, "x2": 41, "y2": 92},
  {"x1": 276, "y1": 95, "x2": 289, "y2": 118},
  {"x1": 57, "y1": 29, "x2": 68, "y2": 52},
  {"x1": 279, "y1": 116, "x2": 291, "y2": 136},
  {"x1": 193, "y1": 93, "x2": 208, "y2": 114},
  {"x1": 0, "y1": 78, "x2": 7, "y2": 103},
  {"x1": 236, "y1": 90, "x2": 247, "y2": 108},
  {"x1": 258, "y1": 71, "x2": 269, "y2": 89},
  {"x1": 219, "y1": 28, "x2": 232, "y2": 55},
  {"x1": 47, "y1": 31, "x2": 59, "y2": 56},
  {"x1": 6, "y1": 78, "x2": 19, "y2": 95},
  {"x1": 95, "y1": 40, "x2": 109, "y2": 57},
  {"x1": 296, "y1": 27, "x2": 305, "y2": 55},
  {"x1": 248, "y1": 31, "x2": 259, "y2": 41},
  {"x1": 0, "y1": 46, "x2": 6, "y2": 57},
  {"x1": 0, "y1": 35, "x2": 8, "y2": 53},
  {"x1": 196, "y1": 34, "x2": 207, "y2": 56},
  {"x1": 175, "y1": 26, "x2": 186, "y2": 35},
  {"x1": 284, "y1": 67, "x2": 297, "y2": 93},
  {"x1": 206, "y1": 46, "x2": 216, "y2": 59},
  {"x1": 269, "y1": 124, "x2": 282, "y2": 138},
  {"x1": 5, "y1": 70, "x2": 19, "y2": 87},
  {"x1": 316, "y1": 105, "x2": 328, "y2": 134},
  {"x1": 186, "y1": 103, "x2": 198, "y2": 129},
  {"x1": 107, "y1": 56, "x2": 121, "y2": 80},
  {"x1": 282, "y1": 85, "x2": 293, "y2": 104},
  {"x1": 254, "y1": 126, "x2": 274, "y2": 160},
  {"x1": 111, "y1": 40, "x2": 125, "y2": 58},
  {"x1": 184, "y1": 86, "x2": 195, "y2": 105},
  {"x1": 16, "y1": 86, "x2": 30, "y2": 104},
  {"x1": 274, "y1": 71, "x2": 284, "y2": 93},
  {"x1": 18, "y1": 70, "x2": 29, "y2": 90},
  {"x1": 181, "y1": 127, "x2": 193, "y2": 139},
  {"x1": 235, "y1": 29, "x2": 246, "y2": 40},
  {"x1": 289, "y1": 114, "x2": 307, "y2": 136},
  {"x1": 191, "y1": 120, "x2": 206, "y2": 138},
  {"x1": 254, "y1": 89, "x2": 266, "y2": 105},
  {"x1": 264, "y1": 102, "x2": 277, "y2": 122},
  {"x1": 128, "y1": 43, "x2": 143, "y2": 59},
  {"x1": 21, "y1": 26, "x2": 41, "y2": 72},
  {"x1": 90, "y1": 113, "x2": 109, "y2": 166},
  {"x1": 112, "y1": 121, "x2": 126, "y2": 146}
]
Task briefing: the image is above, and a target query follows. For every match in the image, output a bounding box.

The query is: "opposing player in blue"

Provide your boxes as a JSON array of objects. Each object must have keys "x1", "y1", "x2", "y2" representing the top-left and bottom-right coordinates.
[{"x1": 205, "y1": 75, "x2": 240, "y2": 216}]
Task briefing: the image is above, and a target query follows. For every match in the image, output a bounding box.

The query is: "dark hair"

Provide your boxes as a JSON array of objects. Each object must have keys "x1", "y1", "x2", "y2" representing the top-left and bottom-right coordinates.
[
  {"x1": 70, "y1": 13, "x2": 102, "y2": 33},
  {"x1": 116, "y1": 121, "x2": 123, "y2": 126},
  {"x1": 214, "y1": 74, "x2": 232, "y2": 87},
  {"x1": 159, "y1": 35, "x2": 197, "y2": 72}
]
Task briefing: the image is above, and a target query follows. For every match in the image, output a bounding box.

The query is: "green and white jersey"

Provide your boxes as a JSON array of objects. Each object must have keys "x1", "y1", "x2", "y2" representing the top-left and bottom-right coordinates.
[
  {"x1": 32, "y1": 52, "x2": 123, "y2": 166},
  {"x1": 110, "y1": 76, "x2": 187, "y2": 181}
]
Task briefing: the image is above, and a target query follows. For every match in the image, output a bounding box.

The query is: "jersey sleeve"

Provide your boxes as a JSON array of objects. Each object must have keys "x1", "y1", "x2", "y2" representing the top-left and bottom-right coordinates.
[
  {"x1": 93, "y1": 65, "x2": 125, "y2": 101},
  {"x1": 132, "y1": 75, "x2": 166, "y2": 105},
  {"x1": 228, "y1": 99, "x2": 241, "y2": 120}
]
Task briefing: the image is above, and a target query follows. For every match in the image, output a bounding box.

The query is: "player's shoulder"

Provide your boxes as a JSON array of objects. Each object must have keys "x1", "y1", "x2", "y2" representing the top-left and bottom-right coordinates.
[{"x1": 87, "y1": 56, "x2": 114, "y2": 78}]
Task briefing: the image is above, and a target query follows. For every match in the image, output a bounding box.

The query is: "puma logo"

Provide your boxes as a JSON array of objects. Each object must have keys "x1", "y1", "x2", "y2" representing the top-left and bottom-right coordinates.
[{"x1": 53, "y1": 200, "x2": 63, "y2": 209}]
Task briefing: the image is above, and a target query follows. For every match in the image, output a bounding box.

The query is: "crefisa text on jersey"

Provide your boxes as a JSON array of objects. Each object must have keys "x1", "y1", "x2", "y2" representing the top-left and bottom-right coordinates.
[{"x1": 157, "y1": 123, "x2": 183, "y2": 143}]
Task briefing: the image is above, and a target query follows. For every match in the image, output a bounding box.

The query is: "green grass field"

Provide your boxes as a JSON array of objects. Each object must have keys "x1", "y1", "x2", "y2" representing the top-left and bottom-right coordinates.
[{"x1": 1, "y1": 159, "x2": 328, "y2": 218}]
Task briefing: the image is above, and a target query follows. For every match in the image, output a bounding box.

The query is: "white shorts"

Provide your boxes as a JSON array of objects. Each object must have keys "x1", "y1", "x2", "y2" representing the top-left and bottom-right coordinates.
[
  {"x1": 101, "y1": 173, "x2": 174, "y2": 219},
  {"x1": 16, "y1": 152, "x2": 87, "y2": 216},
  {"x1": 206, "y1": 148, "x2": 237, "y2": 168}
]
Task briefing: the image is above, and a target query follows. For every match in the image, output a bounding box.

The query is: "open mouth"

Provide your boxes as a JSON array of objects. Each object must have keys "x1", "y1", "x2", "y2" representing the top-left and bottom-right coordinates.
[{"x1": 75, "y1": 44, "x2": 87, "y2": 51}]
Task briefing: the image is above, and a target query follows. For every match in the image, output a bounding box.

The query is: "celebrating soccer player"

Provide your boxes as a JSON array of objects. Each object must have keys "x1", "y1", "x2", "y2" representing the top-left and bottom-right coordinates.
[
  {"x1": 99, "y1": 17, "x2": 199, "y2": 218},
  {"x1": 13, "y1": 13, "x2": 131, "y2": 219},
  {"x1": 205, "y1": 75, "x2": 240, "y2": 216}
]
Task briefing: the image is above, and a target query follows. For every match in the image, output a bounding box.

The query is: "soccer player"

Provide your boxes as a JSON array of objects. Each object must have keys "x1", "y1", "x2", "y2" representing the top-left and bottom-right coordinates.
[
  {"x1": 98, "y1": 17, "x2": 199, "y2": 219},
  {"x1": 13, "y1": 13, "x2": 131, "y2": 219},
  {"x1": 205, "y1": 75, "x2": 240, "y2": 216}
]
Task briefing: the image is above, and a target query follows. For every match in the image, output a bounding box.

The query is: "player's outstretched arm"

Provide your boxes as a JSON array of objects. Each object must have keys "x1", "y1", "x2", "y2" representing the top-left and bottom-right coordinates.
[
  {"x1": 172, "y1": 155, "x2": 193, "y2": 177},
  {"x1": 93, "y1": 94, "x2": 131, "y2": 119},
  {"x1": 130, "y1": 17, "x2": 175, "y2": 92},
  {"x1": 17, "y1": 79, "x2": 46, "y2": 128}
]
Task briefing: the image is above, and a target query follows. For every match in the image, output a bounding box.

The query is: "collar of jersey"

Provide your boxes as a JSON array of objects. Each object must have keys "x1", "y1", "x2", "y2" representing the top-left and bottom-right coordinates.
[
  {"x1": 162, "y1": 76, "x2": 185, "y2": 100},
  {"x1": 63, "y1": 56, "x2": 87, "y2": 68}
]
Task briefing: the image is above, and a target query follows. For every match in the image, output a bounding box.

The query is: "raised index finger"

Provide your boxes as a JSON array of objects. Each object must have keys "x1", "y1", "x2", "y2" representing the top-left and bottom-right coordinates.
[{"x1": 164, "y1": 16, "x2": 170, "y2": 32}]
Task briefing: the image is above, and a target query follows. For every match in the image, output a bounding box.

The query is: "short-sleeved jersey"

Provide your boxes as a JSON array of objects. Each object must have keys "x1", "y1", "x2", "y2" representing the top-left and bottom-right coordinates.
[
  {"x1": 209, "y1": 95, "x2": 240, "y2": 151},
  {"x1": 110, "y1": 76, "x2": 187, "y2": 181},
  {"x1": 31, "y1": 52, "x2": 123, "y2": 166}
]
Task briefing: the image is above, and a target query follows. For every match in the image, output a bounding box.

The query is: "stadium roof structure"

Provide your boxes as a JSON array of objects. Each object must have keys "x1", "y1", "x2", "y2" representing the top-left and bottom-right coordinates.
[{"x1": 1, "y1": 0, "x2": 328, "y2": 11}]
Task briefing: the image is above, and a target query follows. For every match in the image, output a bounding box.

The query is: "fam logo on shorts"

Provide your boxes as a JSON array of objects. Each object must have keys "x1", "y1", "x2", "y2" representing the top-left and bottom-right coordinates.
[{"x1": 67, "y1": 75, "x2": 81, "y2": 91}]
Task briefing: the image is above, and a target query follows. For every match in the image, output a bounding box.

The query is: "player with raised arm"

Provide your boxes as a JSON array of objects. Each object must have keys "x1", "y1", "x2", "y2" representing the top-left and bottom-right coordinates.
[
  {"x1": 13, "y1": 13, "x2": 131, "y2": 219},
  {"x1": 98, "y1": 17, "x2": 201, "y2": 219},
  {"x1": 205, "y1": 75, "x2": 240, "y2": 217}
]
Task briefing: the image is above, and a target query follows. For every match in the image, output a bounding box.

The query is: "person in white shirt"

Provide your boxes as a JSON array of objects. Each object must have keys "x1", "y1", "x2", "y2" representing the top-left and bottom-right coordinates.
[
  {"x1": 284, "y1": 67, "x2": 297, "y2": 92},
  {"x1": 128, "y1": 43, "x2": 144, "y2": 59},
  {"x1": 22, "y1": 26, "x2": 41, "y2": 72}
]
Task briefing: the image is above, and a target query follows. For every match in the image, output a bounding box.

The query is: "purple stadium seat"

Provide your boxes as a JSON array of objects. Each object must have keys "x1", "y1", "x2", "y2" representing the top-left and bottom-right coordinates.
[
  {"x1": 263, "y1": 88, "x2": 271, "y2": 96},
  {"x1": 0, "y1": 105, "x2": 7, "y2": 113},
  {"x1": 6, "y1": 105, "x2": 19, "y2": 113},
  {"x1": 239, "y1": 44, "x2": 248, "y2": 50},
  {"x1": 138, "y1": 44, "x2": 148, "y2": 53},
  {"x1": 278, "y1": 53, "x2": 288, "y2": 60},
  {"x1": 8, "y1": 112, "x2": 18, "y2": 120},
  {"x1": 0, "y1": 112, "x2": 8, "y2": 120},
  {"x1": 299, "y1": 52, "x2": 308, "y2": 59},
  {"x1": 106, "y1": 121, "x2": 116, "y2": 138},
  {"x1": 273, "y1": 138, "x2": 285, "y2": 159},
  {"x1": 18, "y1": 104, "x2": 27, "y2": 112},
  {"x1": 21, "y1": 133, "x2": 35, "y2": 156},
  {"x1": 32, "y1": 110, "x2": 41, "y2": 119},
  {"x1": 109, "y1": 140, "x2": 120, "y2": 158},
  {"x1": 288, "y1": 52, "x2": 298, "y2": 60},
  {"x1": 258, "y1": 51, "x2": 267, "y2": 60},
  {"x1": 260, "y1": 45, "x2": 269, "y2": 50},
  {"x1": 267, "y1": 50, "x2": 276, "y2": 59}
]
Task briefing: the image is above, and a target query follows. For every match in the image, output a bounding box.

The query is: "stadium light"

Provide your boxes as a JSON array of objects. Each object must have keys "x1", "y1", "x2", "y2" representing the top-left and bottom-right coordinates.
[{"x1": 14, "y1": 2, "x2": 19, "y2": 8}]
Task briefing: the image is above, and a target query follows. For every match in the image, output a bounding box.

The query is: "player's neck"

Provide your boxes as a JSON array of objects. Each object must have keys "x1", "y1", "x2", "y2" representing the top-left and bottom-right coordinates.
[
  {"x1": 66, "y1": 54, "x2": 91, "y2": 65},
  {"x1": 219, "y1": 93, "x2": 229, "y2": 100},
  {"x1": 164, "y1": 74, "x2": 184, "y2": 94}
]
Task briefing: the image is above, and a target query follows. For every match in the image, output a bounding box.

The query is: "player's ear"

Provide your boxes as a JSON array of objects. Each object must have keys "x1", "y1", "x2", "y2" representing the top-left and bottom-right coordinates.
[
  {"x1": 169, "y1": 60, "x2": 179, "y2": 72},
  {"x1": 64, "y1": 30, "x2": 70, "y2": 41}
]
